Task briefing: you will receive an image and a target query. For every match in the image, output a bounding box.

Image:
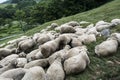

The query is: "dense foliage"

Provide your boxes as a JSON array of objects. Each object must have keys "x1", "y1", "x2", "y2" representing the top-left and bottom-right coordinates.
[{"x1": 0, "y1": 0, "x2": 112, "y2": 30}]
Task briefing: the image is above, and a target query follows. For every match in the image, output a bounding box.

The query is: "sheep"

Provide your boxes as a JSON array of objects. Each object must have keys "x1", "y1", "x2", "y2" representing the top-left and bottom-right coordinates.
[
  {"x1": 34, "y1": 50, "x2": 43, "y2": 60},
  {"x1": 36, "y1": 34, "x2": 52, "y2": 45},
  {"x1": 48, "y1": 45, "x2": 71, "y2": 65},
  {"x1": 32, "y1": 33, "x2": 41, "y2": 42},
  {"x1": 40, "y1": 38, "x2": 60, "y2": 58},
  {"x1": 86, "y1": 25, "x2": 100, "y2": 36},
  {"x1": 51, "y1": 23, "x2": 58, "y2": 28},
  {"x1": 18, "y1": 38, "x2": 36, "y2": 53},
  {"x1": 0, "y1": 59, "x2": 17, "y2": 75},
  {"x1": 67, "y1": 21, "x2": 79, "y2": 27},
  {"x1": 64, "y1": 46, "x2": 88, "y2": 60},
  {"x1": 78, "y1": 34, "x2": 96, "y2": 44},
  {"x1": 109, "y1": 33, "x2": 120, "y2": 44},
  {"x1": 111, "y1": 19, "x2": 120, "y2": 25},
  {"x1": 75, "y1": 28, "x2": 87, "y2": 35},
  {"x1": 0, "y1": 48, "x2": 17, "y2": 59},
  {"x1": 26, "y1": 49, "x2": 39, "y2": 62},
  {"x1": 19, "y1": 52, "x2": 26, "y2": 58},
  {"x1": 15, "y1": 58, "x2": 27, "y2": 68},
  {"x1": 71, "y1": 37, "x2": 83, "y2": 47},
  {"x1": 24, "y1": 59, "x2": 48, "y2": 69},
  {"x1": 79, "y1": 21, "x2": 90, "y2": 25},
  {"x1": 46, "y1": 57, "x2": 65, "y2": 80},
  {"x1": 60, "y1": 24, "x2": 76, "y2": 33},
  {"x1": 7, "y1": 36, "x2": 29, "y2": 45},
  {"x1": 0, "y1": 77, "x2": 13, "y2": 80},
  {"x1": 95, "y1": 39, "x2": 118, "y2": 56},
  {"x1": 22, "y1": 66, "x2": 46, "y2": 80},
  {"x1": 64, "y1": 50, "x2": 90, "y2": 75},
  {"x1": 0, "y1": 68, "x2": 27, "y2": 80},
  {"x1": 5, "y1": 44, "x2": 16, "y2": 49},
  {"x1": 0, "y1": 54, "x2": 19, "y2": 66}
]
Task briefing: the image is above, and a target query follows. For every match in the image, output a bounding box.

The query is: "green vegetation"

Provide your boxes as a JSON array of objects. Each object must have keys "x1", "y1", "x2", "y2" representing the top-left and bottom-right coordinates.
[{"x1": 0, "y1": 0, "x2": 120, "y2": 80}]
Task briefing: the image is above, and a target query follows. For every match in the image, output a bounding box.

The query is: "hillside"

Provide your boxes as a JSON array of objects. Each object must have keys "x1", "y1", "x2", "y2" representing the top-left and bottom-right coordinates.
[{"x1": 0, "y1": 0, "x2": 120, "y2": 80}]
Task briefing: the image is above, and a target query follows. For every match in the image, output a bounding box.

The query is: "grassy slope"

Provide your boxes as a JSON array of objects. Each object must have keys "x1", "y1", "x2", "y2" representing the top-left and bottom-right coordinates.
[
  {"x1": 27, "y1": 0, "x2": 120, "y2": 80},
  {"x1": 0, "y1": 0, "x2": 120, "y2": 79}
]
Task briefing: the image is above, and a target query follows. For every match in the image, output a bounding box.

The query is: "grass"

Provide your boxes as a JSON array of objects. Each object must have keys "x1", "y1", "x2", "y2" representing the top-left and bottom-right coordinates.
[{"x1": 0, "y1": 0, "x2": 120, "y2": 79}]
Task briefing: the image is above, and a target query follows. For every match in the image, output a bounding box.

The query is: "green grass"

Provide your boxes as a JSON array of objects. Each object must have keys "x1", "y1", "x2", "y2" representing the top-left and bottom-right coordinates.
[{"x1": 0, "y1": 0, "x2": 120, "y2": 79}]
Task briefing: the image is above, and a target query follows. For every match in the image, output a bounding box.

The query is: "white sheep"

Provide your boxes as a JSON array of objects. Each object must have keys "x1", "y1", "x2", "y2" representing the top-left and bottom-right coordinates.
[
  {"x1": 0, "y1": 68, "x2": 27, "y2": 80},
  {"x1": 67, "y1": 21, "x2": 79, "y2": 27},
  {"x1": 24, "y1": 59, "x2": 48, "y2": 69},
  {"x1": 78, "y1": 34, "x2": 96, "y2": 44},
  {"x1": 95, "y1": 39, "x2": 118, "y2": 56},
  {"x1": 26, "y1": 49, "x2": 39, "y2": 62},
  {"x1": 111, "y1": 19, "x2": 120, "y2": 25},
  {"x1": 0, "y1": 48, "x2": 17, "y2": 59},
  {"x1": 64, "y1": 46, "x2": 88, "y2": 60},
  {"x1": 71, "y1": 37, "x2": 83, "y2": 47},
  {"x1": 60, "y1": 24, "x2": 76, "y2": 33},
  {"x1": 46, "y1": 57, "x2": 65, "y2": 80},
  {"x1": 109, "y1": 33, "x2": 120, "y2": 44},
  {"x1": 40, "y1": 38, "x2": 60, "y2": 58},
  {"x1": 0, "y1": 77, "x2": 13, "y2": 80},
  {"x1": 22, "y1": 66, "x2": 46, "y2": 80},
  {"x1": 51, "y1": 23, "x2": 58, "y2": 28},
  {"x1": 75, "y1": 28, "x2": 87, "y2": 35},
  {"x1": 0, "y1": 59, "x2": 17, "y2": 75},
  {"x1": 15, "y1": 58, "x2": 27, "y2": 68},
  {"x1": 48, "y1": 45, "x2": 70, "y2": 65},
  {"x1": 18, "y1": 38, "x2": 36, "y2": 53},
  {"x1": 0, "y1": 54, "x2": 18, "y2": 67},
  {"x1": 64, "y1": 50, "x2": 90, "y2": 75}
]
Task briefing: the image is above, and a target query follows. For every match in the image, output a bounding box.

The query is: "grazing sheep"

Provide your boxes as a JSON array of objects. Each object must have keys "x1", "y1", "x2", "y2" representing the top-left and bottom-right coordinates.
[
  {"x1": 75, "y1": 28, "x2": 87, "y2": 35},
  {"x1": 36, "y1": 34, "x2": 52, "y2": 45},
  {"x1": 0, "y1": 68, "x2": 27, "y2": 80},
  {"x1": 46, "y1": 57, "x2": 65, "y2": 80},
  {"x1": 51, "y1": 23, "x2": 58, "y2": 28},
  {"x1": 64, "y1": 50, "x2": 90, "y2": 75},
  {"x1": 7, "y1": 36, "x2": 29, "y2": 45},
  {"x1": 19, "y1": 52, "x2": 26, "y2": 58},
  {"x1": 78, "y1": 34, "x2": 96, "y2": 44},
  {"x1": 15, "y1": 58, "x2": 27, "y2": 68},
  {"x1": 40, "y1": 38, "x2": 60, "y2": 58},
  {"x1": 86, "y1": 25, "x2": 100, "y2": 36},
  {"x1": 64, "y1": 46, "x2": 87, "y2": 60},
  {"x1": 0, "y1": 77, "x2": 13, "y2": 80},
  {"x1": 109, "y1": 33, "x2": 120, "y2": 44},
  {"x1": 71, "y1": 37, "x2": 83, "y2": 47},
  {"x1": 95, "y1": 39, "x2": 118, "y2": 56},
  {"x1": 0, "y1": 48, "x2": 17, "y2": 59},
  {"x1": 0, "y1": 59, "x2": 18, "y2": 75},
  {"x1": 0, "y1": 54, "x2": 19, "y2": 66},
  {"x1": 79, "y1": 21, "x2": 90, "y2": 25},
  {"x1": 24, "y1": 59, "x2": 48, "y2": 69},
  {"x1": 5, "y1": 44, "x2": 16, "y2": 49},
  {"x1": 48, "y1": 45, "x2": 71, "y2": 65},
  {"x1": 60, "y1": 24, "x2": 76, "y2": 33},
  {"x1": 34, "y1": 50, "x2": 43, "y2": 60},
  {"x1": 67, "y1": 21, "x2": 79, "y2": 27},
  {"x1": 18, "y1": 38, "x2": 36, "y2": 53},
  {"x1": 32, "y1": 33, "x2": 41, "y2": 42},
  {"x1": 111, "y1": 19, "x2": 120, "y2": 25},
  {"x1": 26, "y1": 49, "x2": 39, "y2": 62},
  {"x1": 22, "y1": 66, "x2": 46, "y2": 80}
]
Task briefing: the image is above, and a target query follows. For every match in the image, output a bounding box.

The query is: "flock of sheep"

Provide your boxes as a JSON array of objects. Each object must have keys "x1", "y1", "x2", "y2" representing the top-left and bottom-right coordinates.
[{"x1": 0, "y1": 18, "x2": 120, "y2": 80}]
